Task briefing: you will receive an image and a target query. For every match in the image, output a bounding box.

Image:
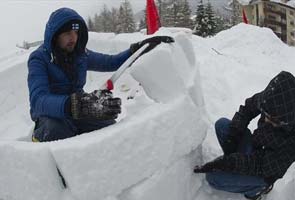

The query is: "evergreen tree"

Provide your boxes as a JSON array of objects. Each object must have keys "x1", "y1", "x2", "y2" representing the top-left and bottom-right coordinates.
[
  {"x1": 117, "y1": 6, "x2": 125, "y2": 33},
  {"x1": 205, "y1": 1, "x2": 217, "y2": 36},
  {"x1": 138, "y1": 18, "x2": 146, "y2": 31},
  {"x1": 160, "y1": 0, "x2": 173, "y2": 26},
  {"x1": 157, "y1": 0, "x2": 164, "y2": 25},
  {"x1": 177, "y1": 0, "x2": 193, "y2": 28},
  {"x1": 117, "y1": 0, "x2": 136, "y2": 33},
  {"x1": 159, "y1": 0, "x2": 193, "y2": 28},
  {"x1": 93, "y1": 13, "x2": 102, "y2": 32},
  {"x1": 162, "y1": 0, "x2": 180, "y2": 27},
  {"x1": 87, "y1": 17, "x2": 95, "y2": 31},
  {"x1": 99, "y1": 5, "x2": 112, "y2": 32},
  {"x1": 110, "y1": 8, "x2": 119, "y2": 33},
  {"x1": 231, "y1": 0, "x2": 241, "y2": 25},
  {"x1": 215, "y1": 10, "x2": 232, "y2": 33},
  {"x1": 193, "y1": 0, "x2": 208, "y2": 37}
]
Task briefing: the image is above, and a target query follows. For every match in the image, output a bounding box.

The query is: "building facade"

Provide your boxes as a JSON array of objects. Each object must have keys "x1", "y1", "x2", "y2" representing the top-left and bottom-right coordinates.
[{"x1": 233, "y1": 0, "x2": 295, "y2": 46}]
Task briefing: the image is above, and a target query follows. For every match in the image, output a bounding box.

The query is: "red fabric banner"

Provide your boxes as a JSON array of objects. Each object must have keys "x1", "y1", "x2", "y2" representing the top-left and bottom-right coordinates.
[
  {"x1": 242, "y1": 9, "x2": 249, "y2": 24},
  {"x1": 146, "y1": 0, "x2": 160, "y2": 35}
]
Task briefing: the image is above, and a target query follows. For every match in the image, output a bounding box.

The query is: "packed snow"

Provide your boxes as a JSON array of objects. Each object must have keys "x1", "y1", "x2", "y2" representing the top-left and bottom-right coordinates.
[{"x1": 0, "y1": 24, "x2": 295, "y2": 200}]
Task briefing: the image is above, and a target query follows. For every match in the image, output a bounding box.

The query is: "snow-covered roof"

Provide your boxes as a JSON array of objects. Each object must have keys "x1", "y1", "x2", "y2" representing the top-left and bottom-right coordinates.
[
  {"x1": 287, "y1": 0, "x2": 295, "y2": 7},
  {"x1": 235, "y1": 0, "x2": 295, "y2": 8},
  {"x1": 236, "y1": 0, "x2": 252, "y2": 6}
]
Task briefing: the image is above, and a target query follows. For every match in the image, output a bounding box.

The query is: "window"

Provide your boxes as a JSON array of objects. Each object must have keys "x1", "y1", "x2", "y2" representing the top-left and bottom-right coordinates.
[
  {"x1": 268, "y1": 15, "x2": 276, "y2": 20},
  {"x1": 290, "y1": 11, "x2": 294, "y2": 15},
  {"x1": 266, "y1": 4, "x2": 274, "y2": 10}
]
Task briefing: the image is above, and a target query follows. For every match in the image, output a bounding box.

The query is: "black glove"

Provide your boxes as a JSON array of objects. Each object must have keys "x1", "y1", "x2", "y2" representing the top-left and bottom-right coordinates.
[
  {"x1": 130, "y1": 36, "x2": 174, "y2": 56},
  {"x1": 222, "y1": 126, "x2": 242, "y2": 155},
  {"x1": 70, "y1": 90, "x2": 121, "y2": 120},
  {"x1": 194, "y1": 156, "x2": 230, "y2": 173}
]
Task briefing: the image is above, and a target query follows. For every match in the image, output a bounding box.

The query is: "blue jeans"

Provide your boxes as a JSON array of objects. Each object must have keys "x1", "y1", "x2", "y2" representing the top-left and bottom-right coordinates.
[
  {"x1": 206, "y1": 118, "x2": 268, "y2": 197},
  {"x1": 33, "y1": 117, "x2": 115, "y2": 142}
]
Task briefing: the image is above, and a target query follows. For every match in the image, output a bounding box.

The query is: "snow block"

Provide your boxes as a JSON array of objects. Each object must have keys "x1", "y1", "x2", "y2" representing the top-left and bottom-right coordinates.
[
  {"x1": 173, "y1": 33, "x2": 196, "y2": 67},
  {"x1": 51, "y1": 96, "x2": 207, "y2": 200},
  {"x1": 118, "y1": 148, "x2": 203, "y2": 200},
  {"x1": 130, "y1": 35, "x2": 197, "y2": 103},
  {"x1": 0, "y1": 142, "x2": 64, "y2": 200}
]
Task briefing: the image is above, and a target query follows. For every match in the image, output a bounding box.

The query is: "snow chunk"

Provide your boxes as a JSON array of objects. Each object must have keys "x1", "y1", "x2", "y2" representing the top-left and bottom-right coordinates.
[
  {"x1": 0, "y1": 142, "x2": 64, "y2": 200},
  {"x1": 130, "y1": 34, "x2": 197, "y2": 103},
  {"x1": 51, "y1": 96, "x2": 207, "y2": 200},
  {"x1": 119, "y1": 149, "x2": 203, "y2": 200}
]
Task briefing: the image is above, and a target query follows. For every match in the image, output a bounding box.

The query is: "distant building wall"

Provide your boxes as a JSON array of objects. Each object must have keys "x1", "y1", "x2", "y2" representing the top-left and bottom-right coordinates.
[{"x1": 233, "y1": 0, "x2": 295, "y2": 46}]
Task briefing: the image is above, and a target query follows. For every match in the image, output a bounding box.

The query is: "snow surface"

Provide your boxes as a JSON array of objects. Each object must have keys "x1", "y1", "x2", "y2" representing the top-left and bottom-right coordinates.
[{"x1": 1, "y1": 24, "x2": 295, "y2": 200}]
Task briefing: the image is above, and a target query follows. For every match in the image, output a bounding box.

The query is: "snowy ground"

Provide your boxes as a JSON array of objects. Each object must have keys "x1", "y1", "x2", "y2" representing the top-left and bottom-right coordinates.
[{"x1": 0, "y1": 24, "x2": 295, "y2": 200}]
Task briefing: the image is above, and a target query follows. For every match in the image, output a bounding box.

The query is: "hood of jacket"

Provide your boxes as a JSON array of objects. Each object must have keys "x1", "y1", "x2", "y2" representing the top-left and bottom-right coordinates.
[
  {"x1": 260, "y1": 71, "x2": 295, "y2": 126},
  {"x1": 44, "y1": 7, "x2": 88, "y2": 54}
]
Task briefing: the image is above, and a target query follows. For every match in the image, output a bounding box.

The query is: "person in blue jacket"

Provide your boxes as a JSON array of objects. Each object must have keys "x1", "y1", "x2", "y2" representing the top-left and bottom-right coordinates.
[{"x1": 28, "y1": 7, "x2": 174, "y2": 142}]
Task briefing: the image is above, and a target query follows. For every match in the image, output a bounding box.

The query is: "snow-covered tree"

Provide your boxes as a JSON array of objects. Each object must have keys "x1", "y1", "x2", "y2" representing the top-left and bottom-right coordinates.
[
  {"x1": 231, "y1": 0, "x2": 241, "y2": 25},
  {"x1": 160, "y1": 0, "x2": 192, "y2": 28},
  {"x1": 177, "y1": 0, "x2": 193, "y2": 28},
  {"x1": 99, "y1": 5, "x2": 112, "y2": 32},
  {"x1": 87, "y1": 17, "x2": 95, "y2": 31},
  {"x1": 193, "y1": 0, "x2": 208, "y2": 37},
  {"x1": 91, "y1": 5, "x2": 113, "y2": 32},
  {"x1": 138, "y1": 18, "x2": 146, "y2": 31},
  {"x1": 205, "y1": 1, "x2": 217, "y2": 36},
  {"x1": 193, "y1": 0, "x2": 224, "y2": 37},
  {"x1": 215, "y1": 10, "x2": 232, "y2": 33},
  {"x1": 117, "y1": 0, "x2": 136, "y2": 33},
  {"x1": 110, "y1": 8, "x2": 119, "y2": 33},
  {"x1": 160, "y1": 0, "x2": 173, "y2": 26},
  {"x1": 93, "y1": 13, "x2": 102, "y2": 32}
]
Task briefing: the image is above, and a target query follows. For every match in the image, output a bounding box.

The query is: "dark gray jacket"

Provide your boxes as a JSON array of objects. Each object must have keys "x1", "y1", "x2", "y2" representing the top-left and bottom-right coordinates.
[{"x1": 225, "y1": 71, "x2": 295, "y2": 184}]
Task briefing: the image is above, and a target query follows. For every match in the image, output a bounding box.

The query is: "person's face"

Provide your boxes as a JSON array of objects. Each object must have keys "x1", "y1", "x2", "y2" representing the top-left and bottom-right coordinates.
[{"x1": 56, "y1": 30, "x2": 78, "y2": 53}]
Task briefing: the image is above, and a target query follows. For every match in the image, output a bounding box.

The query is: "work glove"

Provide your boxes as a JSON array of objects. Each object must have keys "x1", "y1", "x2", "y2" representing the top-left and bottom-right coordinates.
[
  {"x1": 194, "y1": 156, "x2": 230, "y2": 173},
  {"x1": 70, "y1": 90, "x2": 121, "y2": 120},
  {"x1": 130, "y1": 36, "x2": 174, "y2": 56}
]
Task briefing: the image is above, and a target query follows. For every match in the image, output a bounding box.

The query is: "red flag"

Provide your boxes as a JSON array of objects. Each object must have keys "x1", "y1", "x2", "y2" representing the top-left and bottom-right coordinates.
[
  {"x1": 146, "y1": 0, "x2": 160, "y2": 35},
  {"x1": 242, "y1": 9, "x2": 248, "y2": 24}
]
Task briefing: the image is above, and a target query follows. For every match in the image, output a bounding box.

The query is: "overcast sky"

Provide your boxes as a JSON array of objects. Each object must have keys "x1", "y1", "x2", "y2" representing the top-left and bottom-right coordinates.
[{"x1": 0, "y1": 0, "x2": 145, "y2": 54}]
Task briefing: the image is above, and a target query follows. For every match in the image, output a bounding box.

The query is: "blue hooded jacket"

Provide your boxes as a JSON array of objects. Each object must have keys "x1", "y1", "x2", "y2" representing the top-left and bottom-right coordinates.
[{"x1": 27, "y1": 8, "x2": 131, "y2": 120}]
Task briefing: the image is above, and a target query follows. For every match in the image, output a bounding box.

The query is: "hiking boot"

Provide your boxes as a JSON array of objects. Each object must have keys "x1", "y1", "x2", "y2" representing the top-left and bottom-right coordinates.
[{"x1": 244, "y1": 184, "x2": 273, "y2": 200}]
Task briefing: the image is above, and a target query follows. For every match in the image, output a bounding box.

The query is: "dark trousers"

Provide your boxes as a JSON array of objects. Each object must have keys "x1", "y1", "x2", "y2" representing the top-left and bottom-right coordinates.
[
  {"x1": 205, "y1": 118, "x2": 268, "y2": 198},
  {"x1": 33, "y1": 117, "x2": 115, "y2": 142}
]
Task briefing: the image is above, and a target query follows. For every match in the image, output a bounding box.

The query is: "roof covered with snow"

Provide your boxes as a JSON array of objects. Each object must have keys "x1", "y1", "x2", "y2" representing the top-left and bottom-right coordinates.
[{"x1": 235, "y1": 0, "x2": 295, "y2": 8}]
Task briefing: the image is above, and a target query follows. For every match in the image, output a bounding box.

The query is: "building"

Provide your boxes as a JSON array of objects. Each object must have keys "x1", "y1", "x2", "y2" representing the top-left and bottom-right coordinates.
[{"x1": 232, "y1": 0, "x2": 295, "y2": 46}]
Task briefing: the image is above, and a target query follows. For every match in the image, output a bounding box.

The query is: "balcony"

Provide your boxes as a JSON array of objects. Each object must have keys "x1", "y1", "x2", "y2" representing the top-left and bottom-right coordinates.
[
  {"x1": 265, "y1": 19, "x2": 287, "y2": 26},
  {"x1": 264, "y1": 7, "x2": 286, "y2": 17}
]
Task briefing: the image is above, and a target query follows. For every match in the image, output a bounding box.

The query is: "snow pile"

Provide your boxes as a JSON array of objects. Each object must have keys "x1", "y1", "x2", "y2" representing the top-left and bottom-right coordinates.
[
  {"x1": 2, "y1": 23, "x2": 295, "y2": 200},
  {"x1": 0, "y1": 30, "x2": 207, "y2": 200},
  {"x1": 193, "y1": 23, "x2": 295, "y2": 125},
  {"x1": 192, "y1": 24, "x2": 295, "y2": 199}
]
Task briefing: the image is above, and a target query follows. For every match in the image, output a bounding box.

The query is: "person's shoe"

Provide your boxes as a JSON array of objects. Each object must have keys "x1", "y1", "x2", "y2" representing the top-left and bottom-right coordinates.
[{"x1": 244, "y1": 184, "x2": 273, "y2": 200}]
